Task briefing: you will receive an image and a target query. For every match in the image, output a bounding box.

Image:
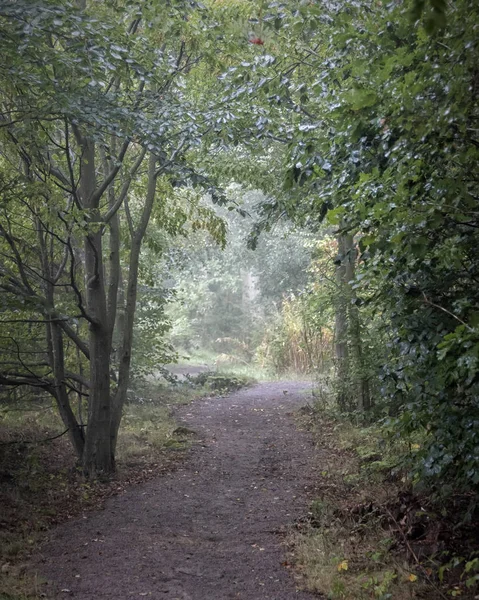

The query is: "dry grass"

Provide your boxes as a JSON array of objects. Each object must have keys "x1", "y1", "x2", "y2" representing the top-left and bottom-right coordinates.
[
  {"x1": 290, "y1": 519, "x2": 424, "y2": 600},
  {"x1": 288, "y1": 413, "x2": 435, "y2": 600},
  {"x1": 117, "y1": 404, "x2": 180, "y2": 460}
]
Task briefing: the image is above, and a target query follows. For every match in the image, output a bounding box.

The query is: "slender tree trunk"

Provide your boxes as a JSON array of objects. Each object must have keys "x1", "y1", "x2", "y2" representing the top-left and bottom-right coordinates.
[
  {"x1": 112, "y1": 269, "x2": 126, "y2": 367},
  {"x1": 334, "y1": 233, "x2": 350, "y2": 410},
  {"x1": 50, "y1": 322, "x2": 86, "y2": 456},
  {"x1": 110, "y1": 243, "x2": 140, "y2": 453},
  {"x1": 37, "y1": 216, "x2": 84, "y2": 457},
  {"x1": 110, "y1": 152, "x2": 157, "y2": 453},
  {"x1": 106, "y1": 140, "x2": 121, "y2": 341},
  {"x1": 342, "y1": 233, "x2": 371, "y2": 412}
]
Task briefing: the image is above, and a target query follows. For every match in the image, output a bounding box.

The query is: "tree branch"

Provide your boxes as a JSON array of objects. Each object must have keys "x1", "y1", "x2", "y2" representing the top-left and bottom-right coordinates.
[
  {"x1": 102, "y1": 147, "x2": 147, "y2": 224},
  {"x1": 422, "y1": 293, "x2": 474, "y2": 332},
  {"x1": 0, "y1": 428, "x2": 70, "y2": 446}
]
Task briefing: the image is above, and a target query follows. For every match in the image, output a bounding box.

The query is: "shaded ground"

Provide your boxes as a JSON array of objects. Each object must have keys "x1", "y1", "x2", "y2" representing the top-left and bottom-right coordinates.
[{"x1": 34, "y1": 382, "x2": 323, "y2": 599}]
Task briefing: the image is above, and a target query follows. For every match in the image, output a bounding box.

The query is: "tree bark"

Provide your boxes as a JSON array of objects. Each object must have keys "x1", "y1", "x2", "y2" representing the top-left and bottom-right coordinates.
[
  {"x1": 79, "y1": 135, "x2": 114, "y2": 476},
  {"x1": 342, "y1": 233, "x2": 371, "y2": 412},
  {"x1": 50, "y1": 322, "x2": 86, "y2": 457},
  {"x1": 110, "y1": 152, "x2": 157, "y2": 453},
  {"x1": 105, "y1": 140, "x2": 121, "y2": 340},
  {"x1": 334, "y1": 233, "x2": 350, "y2": 410},
  {"x1": 36, "y1": 215, "x2": 85, "y2": 457}
]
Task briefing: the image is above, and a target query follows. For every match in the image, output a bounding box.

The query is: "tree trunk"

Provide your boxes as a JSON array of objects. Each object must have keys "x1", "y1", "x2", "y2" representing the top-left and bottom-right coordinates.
[
  {"x1": 110, "y1": 152, "x2": 157, "y2": 453},
  {"x1": 79, "y1": 136, "x2": 114, "y2": 476},
  {"x1": 334, "y1": 233, "x2": 350, "y2": 410},
  {"x1": 36, "y1": 215, "x2": 85, "y2": 457},
  {"x1": 342, "y1": 233, "x2": 371, "y2": 412},
  {"x1": 106, "y1": 140, "x2": 121, "y2": 341},
  {"x1": 50, "y1": 322, "x2": 86, "y2": 457}
]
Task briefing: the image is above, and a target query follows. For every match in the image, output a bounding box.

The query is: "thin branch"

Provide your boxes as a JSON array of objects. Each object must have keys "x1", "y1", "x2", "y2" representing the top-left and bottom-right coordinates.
[
  {"x1": 0, "y1": 428, "x2": 70, "y2": 446},
  {"x1": 64, "y1": 381, "x2": 89, "y2": 397},
  {"x1": 124, "y1": 196, "x2": 135, "y2": 237},
  {"x1": 56, "y1": 211, "x2": 94, "y2": 324},
  {"x1": 102, "y1": 147, "x2": 147, "y2": 224},
  {"x1": 90, "y1": 136, "x2": 131, "y2": 206},
  {"x1": 64, "y1": 118, "x2": 83, "y2": 209},
  {"x1": 89, "y1": 80, "x2": 146, "y2": 206},
  {"x1": 48, "y1": 164, "x2": 73, "y2": 192},
  {"x1": 0, "y1": 317, "x2": 68, "y2": 324},
  {"x1": 0, "y1": 222, "x2": 35, "y2": 294},
  {"x1": 65, "y1": 371, "x2": 91, "y2": 389},
  {"x1": 384, "y1": 505, "x2": 449, "y2": 600},
  {"x1": 422, "y1": 293, "x2": 474, "y2": 332},
  {"x1": 53, "y1": 243, "x2": 69, "y2": 284},
  {"x1": 0, "y1": 374, "x2": 51, "y2": 388},
  {"x1": 154, "y1": 137, "x2": 189, "y2": 179},
  {"x1": 58, "y1": 321, "x2": 90, "y2": 360}
]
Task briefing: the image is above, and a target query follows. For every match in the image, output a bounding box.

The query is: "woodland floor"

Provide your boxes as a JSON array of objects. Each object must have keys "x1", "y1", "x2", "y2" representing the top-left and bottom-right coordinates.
[{"x1": 33, "y1": 381, "x2": 323, "y2": 600}]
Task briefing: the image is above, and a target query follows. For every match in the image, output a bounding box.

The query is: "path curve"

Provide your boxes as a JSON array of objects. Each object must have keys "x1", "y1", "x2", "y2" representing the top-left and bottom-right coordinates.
[{"x1": 35, "y1": 382, "x2": 321, "y2": 599}]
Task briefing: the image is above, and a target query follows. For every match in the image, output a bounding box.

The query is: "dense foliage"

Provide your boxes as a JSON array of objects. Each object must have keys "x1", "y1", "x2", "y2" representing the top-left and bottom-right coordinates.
[
  {"x1": 1, "y1": 0, "x2": 478, "y2": 494},
  {"x1": 212, "y1": 0, "x2": 479, "y2": 490},
  {"x1": 163, "y1": 188, "x2": 313, "y2": 363}
]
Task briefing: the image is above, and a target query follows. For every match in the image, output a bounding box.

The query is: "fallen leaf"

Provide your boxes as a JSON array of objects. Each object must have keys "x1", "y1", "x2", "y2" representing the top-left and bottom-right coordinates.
[{"x1": 337, "y1": 560, "x2": 348, "y2": 572}]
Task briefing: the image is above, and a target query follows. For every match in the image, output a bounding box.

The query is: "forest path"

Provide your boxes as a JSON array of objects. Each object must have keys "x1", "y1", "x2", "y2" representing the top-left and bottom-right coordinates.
[{"x1": 35, "y1": 381, "x2": 322, "y2": 600}]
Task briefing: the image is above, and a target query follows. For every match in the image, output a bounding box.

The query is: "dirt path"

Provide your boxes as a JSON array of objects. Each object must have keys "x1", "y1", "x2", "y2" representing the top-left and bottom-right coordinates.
[{"x1": 35, "y1": 382, "x2": 322, "y2": 599}]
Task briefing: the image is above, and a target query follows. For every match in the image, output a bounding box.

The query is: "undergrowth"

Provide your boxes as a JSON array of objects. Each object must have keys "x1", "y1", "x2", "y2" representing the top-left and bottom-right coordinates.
[{"x1": 290, "y1": 406, "x2": 479, "y2": 599}]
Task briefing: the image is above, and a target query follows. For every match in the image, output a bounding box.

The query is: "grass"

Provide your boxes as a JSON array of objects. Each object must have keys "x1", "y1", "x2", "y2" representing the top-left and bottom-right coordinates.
[
  {"x1": 117, "y1": 404, "x2": 184, "y2": 461},
  {"x1": 177, "y1": 347, "x2": 273, "y2": 380},
  {"x1": 178, "y1": 347, "x2": 315, "y2": 382},
  {"x1": 0, "y1": 403, "x2": 71, "y2": 599},
  {"x1": 290, "y1": 499, "x2": 425, "y2": 600},
  {"x1": 289, "y1": 404, "x2": 479, "y2": 600},
  {"x1": 0, "y1": 573, "x2": 44, "y2": 600},
  {"x1": 116, "y1": 379, "x2": 209, "y2": 464},
  {"x1": 291, "y1": 523, "x2": 417, "y2": 600},
  {"x1": 289, "y1": 411, "x2": 414, "y2": 599}
]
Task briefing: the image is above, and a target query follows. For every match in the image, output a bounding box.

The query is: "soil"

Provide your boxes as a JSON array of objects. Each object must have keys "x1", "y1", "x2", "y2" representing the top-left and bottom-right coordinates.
[{"x1": 33, "y1": 381, "x2": 323, "y2": 600}]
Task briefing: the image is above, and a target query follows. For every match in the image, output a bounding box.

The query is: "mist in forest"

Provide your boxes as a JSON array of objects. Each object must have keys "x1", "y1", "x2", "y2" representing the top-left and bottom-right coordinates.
[{"x1": 1, "y1": 2, "x2": 478, "y2": 597}]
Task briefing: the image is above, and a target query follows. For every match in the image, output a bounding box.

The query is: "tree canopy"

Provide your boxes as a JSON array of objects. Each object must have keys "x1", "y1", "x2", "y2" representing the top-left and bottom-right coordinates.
[{"x1": 1, "y1": 0, "x2": 478, "y2": 494}]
